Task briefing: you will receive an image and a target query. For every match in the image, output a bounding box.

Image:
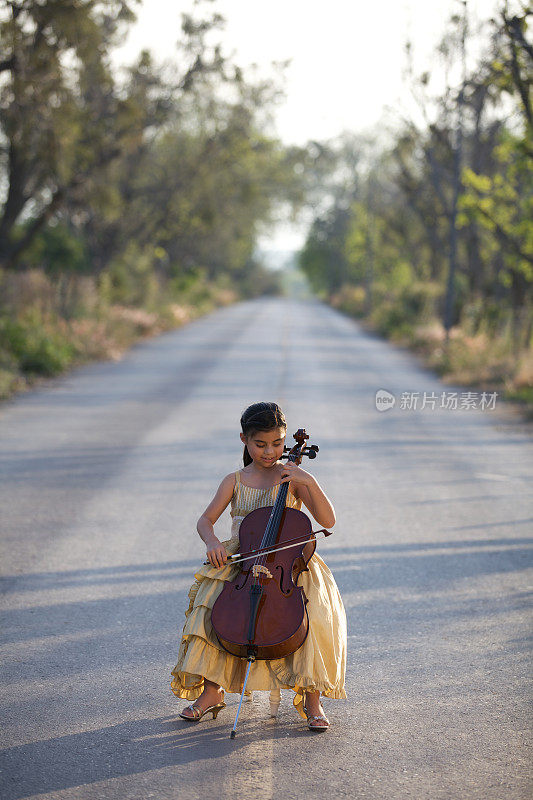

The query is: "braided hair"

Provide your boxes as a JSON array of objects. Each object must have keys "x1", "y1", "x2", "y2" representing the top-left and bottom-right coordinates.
[{"x1": 240, "y1": 402, "x2": 286, "y2": 466}]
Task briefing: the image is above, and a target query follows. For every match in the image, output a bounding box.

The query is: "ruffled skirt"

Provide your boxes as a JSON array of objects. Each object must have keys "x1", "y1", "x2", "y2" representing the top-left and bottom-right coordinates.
[{"x1": 170, "y1": 531, "x2": 347, "y2": 719}]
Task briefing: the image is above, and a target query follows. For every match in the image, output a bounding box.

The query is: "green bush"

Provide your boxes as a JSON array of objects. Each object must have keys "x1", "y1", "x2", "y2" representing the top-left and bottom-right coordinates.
[
  {"x1": 331, "y1": 284, "x2": 366, "y2": 316},
  {"x1": 367, "y1": 280, "x2": 442, "y2": 339},
  {"x1": 371, "y1": 300, "x2": 407, "y2": 336},
  {"x1": 0, "y1": 317, "x2": 75, "y2": 376},
  {"x1": 400, "y1": 281, "x2": 441, "y2": 321}
]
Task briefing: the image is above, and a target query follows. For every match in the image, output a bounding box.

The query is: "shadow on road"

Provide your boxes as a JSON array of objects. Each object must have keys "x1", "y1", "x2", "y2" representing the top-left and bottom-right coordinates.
[{"x1": 0, "y1": 711, "x2": 310, "y2": 800}]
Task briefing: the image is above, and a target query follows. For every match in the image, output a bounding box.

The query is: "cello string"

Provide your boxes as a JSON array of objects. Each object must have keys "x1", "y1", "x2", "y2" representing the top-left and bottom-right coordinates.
[
  {"x1": 248, "y1": 469, "x2": 286, "y2": 583},
  {"x1": 249, "y1": 480, "x2": 287, "y2": 589},
  {"x1": 258, "y1": 451, "x2": 301, "y2": 577},
  {"x1": 249, "y1": 449, "x2": 301, "y2": 588},
  {"x1": 251, "y1": 478, "x2": 290, "y2": 587}
]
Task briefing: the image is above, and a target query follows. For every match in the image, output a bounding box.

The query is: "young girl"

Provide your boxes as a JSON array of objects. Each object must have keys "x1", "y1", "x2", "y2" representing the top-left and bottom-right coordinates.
[{"x1": 170, "y1": 401, "x2": 347, "y2": 731}]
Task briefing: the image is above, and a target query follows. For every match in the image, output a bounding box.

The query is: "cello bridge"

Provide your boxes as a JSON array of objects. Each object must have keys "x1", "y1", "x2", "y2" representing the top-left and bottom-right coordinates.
[{"x1": 252, "y1": 564, "x2": 273, "y2": 579}]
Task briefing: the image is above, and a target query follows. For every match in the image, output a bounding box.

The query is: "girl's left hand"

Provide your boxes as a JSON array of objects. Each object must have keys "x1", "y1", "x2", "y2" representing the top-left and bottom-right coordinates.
[{"x1": 279, "y1": 462, "x2": 314, "y2": 488}]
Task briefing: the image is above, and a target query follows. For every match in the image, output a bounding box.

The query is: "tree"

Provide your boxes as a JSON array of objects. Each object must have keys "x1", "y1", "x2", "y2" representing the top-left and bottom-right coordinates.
[{"x1": 0, "y1": 0, "x2": 140, "y2": 268}]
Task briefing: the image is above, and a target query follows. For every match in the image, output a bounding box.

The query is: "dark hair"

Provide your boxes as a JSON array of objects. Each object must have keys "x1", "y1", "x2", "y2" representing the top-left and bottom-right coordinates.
[{"x1": 240, "y1": 402, "x2": 287, "y2": 466}]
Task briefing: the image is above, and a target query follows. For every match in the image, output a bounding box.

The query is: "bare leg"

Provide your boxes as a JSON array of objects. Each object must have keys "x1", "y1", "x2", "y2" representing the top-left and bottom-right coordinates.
[
  {"x1": 304, "y1": 690, "x2": 323, "y2": 716},
  {"x1": 180, "y1": 678, "x2": 225, "y2": 719},
  {"x1": 303, "y1": 690, "x2": 329, "y2": 729}
]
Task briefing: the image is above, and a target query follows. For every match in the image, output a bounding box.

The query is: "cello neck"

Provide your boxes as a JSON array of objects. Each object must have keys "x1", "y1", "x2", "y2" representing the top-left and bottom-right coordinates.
[{"x1": 259, "y1": 429, "x2": 311, "y2": 550}]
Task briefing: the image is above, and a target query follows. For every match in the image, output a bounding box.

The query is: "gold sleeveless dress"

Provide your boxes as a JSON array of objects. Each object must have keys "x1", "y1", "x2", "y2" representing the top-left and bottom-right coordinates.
[{"x1": 170, "y1": 470, "x2": 347, "y2": 719}]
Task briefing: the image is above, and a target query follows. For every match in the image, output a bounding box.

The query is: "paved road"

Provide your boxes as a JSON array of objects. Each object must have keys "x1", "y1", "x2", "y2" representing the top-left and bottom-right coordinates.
[{"x1": 1, "y1": 296, "x2": 532, "y2": 800}]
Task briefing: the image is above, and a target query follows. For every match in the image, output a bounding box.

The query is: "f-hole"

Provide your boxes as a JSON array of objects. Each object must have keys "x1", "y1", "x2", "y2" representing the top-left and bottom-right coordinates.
[
  {"x1": 275, "y1": 564, "x2": 293, "y2": 596},
  {"x1": 234, "y1": 570, "x2": 251, "y2": 591}
]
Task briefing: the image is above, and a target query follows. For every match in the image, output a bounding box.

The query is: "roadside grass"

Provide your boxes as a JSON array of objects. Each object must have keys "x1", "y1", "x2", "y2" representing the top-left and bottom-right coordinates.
[{"x1": 0, "y1": 269, "x2": 241, "y2": 401}]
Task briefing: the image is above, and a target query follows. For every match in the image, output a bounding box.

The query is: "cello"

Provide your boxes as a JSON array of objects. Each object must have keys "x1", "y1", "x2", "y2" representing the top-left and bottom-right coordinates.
[{"x1": 210, "y1": 428, "x2": 333, "y2": 737}]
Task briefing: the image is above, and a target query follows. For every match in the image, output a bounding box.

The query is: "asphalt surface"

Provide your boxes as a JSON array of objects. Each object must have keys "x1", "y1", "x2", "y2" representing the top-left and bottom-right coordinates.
[{"x1": 0, "y1": 295, "x2": 532, "y2": 800}]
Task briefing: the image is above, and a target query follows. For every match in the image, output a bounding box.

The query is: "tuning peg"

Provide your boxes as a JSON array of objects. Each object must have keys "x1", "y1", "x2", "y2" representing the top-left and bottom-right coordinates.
[{"x1": 303, "y1": 444, "x2": 319, "y2": 458}]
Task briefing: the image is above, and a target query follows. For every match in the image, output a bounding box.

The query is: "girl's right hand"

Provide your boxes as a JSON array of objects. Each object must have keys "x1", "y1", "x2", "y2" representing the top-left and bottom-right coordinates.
[{"x1": 206, "y1": 538, "x2": 228, "y2": 569}]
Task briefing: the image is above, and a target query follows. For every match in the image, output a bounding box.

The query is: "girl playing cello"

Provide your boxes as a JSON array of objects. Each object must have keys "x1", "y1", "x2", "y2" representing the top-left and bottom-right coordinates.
[{"x1": 171, "y1": 401, "x2": 347, "y2": 730}]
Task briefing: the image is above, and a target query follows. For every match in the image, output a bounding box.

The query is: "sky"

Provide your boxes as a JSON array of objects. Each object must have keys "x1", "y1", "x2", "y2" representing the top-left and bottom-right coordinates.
[{"x1": 112, "y1": 0, "x2": 506, "y2": 252}]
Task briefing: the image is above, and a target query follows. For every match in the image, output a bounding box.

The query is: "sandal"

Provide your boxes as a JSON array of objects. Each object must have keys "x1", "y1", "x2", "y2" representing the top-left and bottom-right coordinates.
[
  {"x1": 303, "y1": 703, "x2": 330, "y2": 732},
  {"x1": 179, "y1": 691, "x2": 226, "y2": 722}
]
